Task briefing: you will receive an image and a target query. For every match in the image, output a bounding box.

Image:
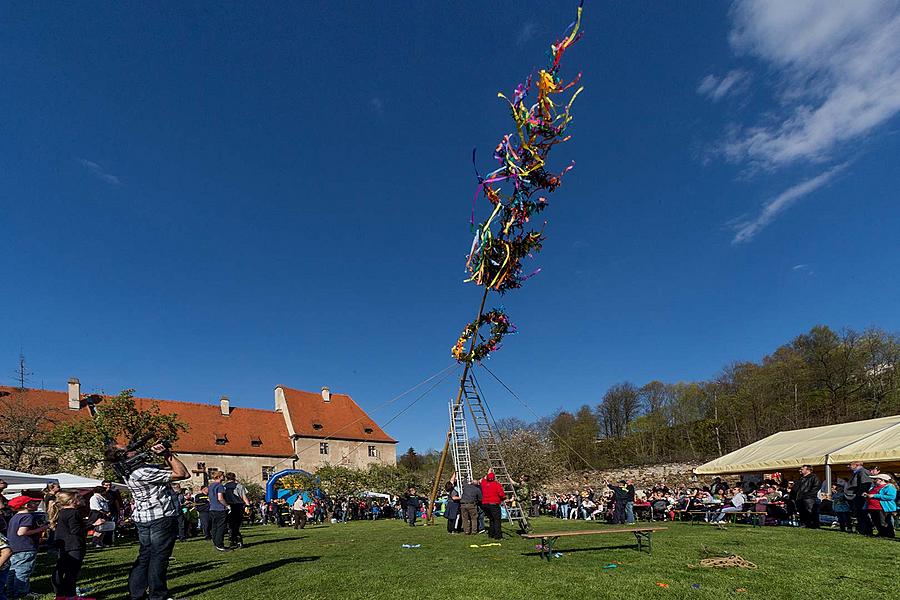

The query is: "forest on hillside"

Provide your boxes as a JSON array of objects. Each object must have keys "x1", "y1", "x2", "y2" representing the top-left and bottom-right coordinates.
[{"x1": 400, "y1": 325, "x2": 900, "y2": 482}]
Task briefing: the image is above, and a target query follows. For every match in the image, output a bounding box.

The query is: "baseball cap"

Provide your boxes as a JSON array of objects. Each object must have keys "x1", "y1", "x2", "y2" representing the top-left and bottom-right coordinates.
[{"x1": 8, "y1": 495, "x2": 41, "y2": 510}]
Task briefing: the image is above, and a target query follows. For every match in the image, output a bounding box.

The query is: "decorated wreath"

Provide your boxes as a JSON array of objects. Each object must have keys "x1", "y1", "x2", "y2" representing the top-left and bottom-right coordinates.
[{"x1": 451, "y1": 309, "x2": 515, "y2": 363}]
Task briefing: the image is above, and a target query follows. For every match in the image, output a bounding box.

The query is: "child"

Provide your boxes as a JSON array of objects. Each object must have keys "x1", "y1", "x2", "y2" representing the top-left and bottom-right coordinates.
[
  {"x1": 830, "y1": 484, "x2": 852, "y2": 532},
  {"x1": 49, "y1": 491, "x2": 92, "y2": 599},
  {"x1": 6, "y1": 495, "x2": 48, "y2": 600}
]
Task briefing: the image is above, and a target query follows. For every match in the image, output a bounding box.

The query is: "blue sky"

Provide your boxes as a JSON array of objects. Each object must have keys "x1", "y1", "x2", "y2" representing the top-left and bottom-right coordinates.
[{"x1": 2, "y1": 1, "x2": 899, "y2": 452}]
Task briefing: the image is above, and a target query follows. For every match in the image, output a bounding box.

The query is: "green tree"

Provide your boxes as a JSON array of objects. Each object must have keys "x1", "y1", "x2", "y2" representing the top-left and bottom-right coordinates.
[
  {"x1": 51, "y1": 389, "x2": 188, "y2": 478},
  {"x1": 398, "y1": 447, "x2": 423, "y2": 470}
]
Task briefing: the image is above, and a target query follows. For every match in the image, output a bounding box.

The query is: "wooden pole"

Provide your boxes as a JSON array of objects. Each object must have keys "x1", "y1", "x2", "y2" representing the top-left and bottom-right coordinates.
[{"x1": 426, "y1": 286, "x2": 490, "y2": 523}]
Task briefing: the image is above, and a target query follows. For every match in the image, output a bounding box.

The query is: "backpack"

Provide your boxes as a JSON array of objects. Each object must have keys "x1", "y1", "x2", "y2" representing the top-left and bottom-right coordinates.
[{"x1": 223, "y1": 482, "x2": 244, "y2": 506}]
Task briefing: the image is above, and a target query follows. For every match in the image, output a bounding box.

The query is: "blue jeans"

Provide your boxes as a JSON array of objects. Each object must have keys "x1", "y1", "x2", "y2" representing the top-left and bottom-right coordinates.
[
  {"x1": 0, "y1": 565, "x2": 9, "y2": 600},
  {"x1": 714, "y1": 506, "x2": 740, "y2": 522},
  {"x1": 129, "y1": 515, "x2": 178, "y2": 600},
  {"x1": 625, "y1": 502, "x2": 635, "y2": 524},
  {"x1": 8, "y1": 551, "x2": 37, "y2": 599}
]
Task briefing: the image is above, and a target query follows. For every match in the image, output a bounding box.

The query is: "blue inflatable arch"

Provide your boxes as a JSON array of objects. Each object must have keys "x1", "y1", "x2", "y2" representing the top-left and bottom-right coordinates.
[{"x1": 264, "y1": 469, "x2": 324, "y2": 503}]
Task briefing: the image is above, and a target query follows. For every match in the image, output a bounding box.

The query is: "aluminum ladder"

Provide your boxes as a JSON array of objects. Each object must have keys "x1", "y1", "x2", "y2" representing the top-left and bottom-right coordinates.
[
  {"x1": 448, "y1": 399, "x2": 474, "y2": 485},
  {"x1": 462, "y1": 374, "x2": 530, "y2": 532}
]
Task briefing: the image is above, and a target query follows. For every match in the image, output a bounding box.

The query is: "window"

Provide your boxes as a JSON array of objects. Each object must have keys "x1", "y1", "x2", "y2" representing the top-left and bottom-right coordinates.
[
  {"x1": 364, "y1": 427, "x2": 373, "y2": 434},
  {"x1": 312, "y1": 423, "x2": 324, "y2": 430},
  {"x1": 214, "y1": 433, "x2": 228, "y2": 446},
  {"x1": 196, "y1": 462, "x2": 206, "y2": 471},
  {"x1": 207, "y1": 467, "x2": 219, "y2": 475},
  {"x1": 262, "y1": 466, "x2": 274, "y2": 481},
  {"x1": 368, "y1": 445, "x2": 377, "y2": 458},
  {"x1": 250, "y1": 436, "x2": 262, "y2": 448},
  {"x1": 319, "y1": 442, "x2": 329, "y2": 455}
]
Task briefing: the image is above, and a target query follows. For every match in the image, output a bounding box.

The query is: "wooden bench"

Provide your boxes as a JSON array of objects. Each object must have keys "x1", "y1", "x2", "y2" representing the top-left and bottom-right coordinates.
[{"x1": 521, "y1": 527, "x2": 667, "y2": 560}]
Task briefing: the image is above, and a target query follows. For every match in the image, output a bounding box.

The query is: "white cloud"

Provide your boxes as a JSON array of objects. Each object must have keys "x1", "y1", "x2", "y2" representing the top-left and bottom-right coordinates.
[
  {"x1": 79, "y1": 159, "x2": 121, "y2": 185},
  {"x1": 697, "y1": 69, "x2": 749, "y2": 101},
  {"x1": 721, "y1": 0, "x2": 900, "y2": 168},
  {"x1": 731, "y1": 163, "x2": 845, "y2": 244},
  {"x1": 792, "y1": 264, "x2": 808, "y2": 271}
]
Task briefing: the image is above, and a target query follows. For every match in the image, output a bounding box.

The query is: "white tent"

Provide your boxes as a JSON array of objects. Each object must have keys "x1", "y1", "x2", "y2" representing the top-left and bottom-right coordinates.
[
  {"x1": 46, "y1": 472, "x2": 128, "y2": 492},
  {"x1": 361, "y1": 491, "x2": 391, "y2": 500},
  {"x1": 694, "y1": 415, "x2": 900, "y2": 487},
  {"x1": 3, "y1": 471, "x2": 128, "y2": 493},
  {"x1": 0, "y1": 468, "x2": 58, "y2": 488}
]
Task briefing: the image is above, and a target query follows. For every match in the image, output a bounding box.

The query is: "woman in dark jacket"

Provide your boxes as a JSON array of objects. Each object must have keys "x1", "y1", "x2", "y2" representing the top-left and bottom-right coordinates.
[
  {"x1": 48, "y1": 491, "x2": 88, "y2": 598},
  {"x1": 444, "y1": 475, "x2": 462, "y2": 533}
]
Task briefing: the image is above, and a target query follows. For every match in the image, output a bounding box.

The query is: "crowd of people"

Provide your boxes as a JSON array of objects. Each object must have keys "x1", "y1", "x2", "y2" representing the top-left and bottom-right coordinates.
[{"x1": 528, "y1": 462, "x2": 897, "y2": 537}]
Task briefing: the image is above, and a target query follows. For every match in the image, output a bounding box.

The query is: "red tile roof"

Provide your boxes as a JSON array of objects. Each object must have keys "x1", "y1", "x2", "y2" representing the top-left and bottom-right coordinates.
[
  {"x1": 2, "y1": 386, "x2": 294, "y2": 458},
  {"x1": 279, "y1": 386, "x2": 397, "y2": 444}
]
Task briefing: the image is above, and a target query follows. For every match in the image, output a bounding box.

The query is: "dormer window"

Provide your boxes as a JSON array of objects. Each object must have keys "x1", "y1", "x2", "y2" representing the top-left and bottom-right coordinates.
[
  {"x1": 250, "y1": 437, "x2": 262, "y2": 448},
  {"x1": 215, "y1": 433, "x2": 228, "y2": 446},
  {"x1": 312, "y1": 423, "x2": 324, "y2": 430},
  {"x1": 364, "y1": 427, "x2": 373, "y2": 434}
]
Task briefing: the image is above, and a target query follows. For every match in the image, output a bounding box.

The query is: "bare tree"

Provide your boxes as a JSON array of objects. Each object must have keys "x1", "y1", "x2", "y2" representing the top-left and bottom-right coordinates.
[
  {"x1": 0, "y1": 389, "x2": 60, "y2": 473},
  {"x1": 598, "y1": 382, "x2": 641, "y2": 439}
]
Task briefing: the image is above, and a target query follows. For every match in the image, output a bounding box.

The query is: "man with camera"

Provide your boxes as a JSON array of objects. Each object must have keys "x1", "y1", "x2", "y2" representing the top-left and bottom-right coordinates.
[{"x1": 106, "y1": 441, "x2": 190, "y2": 600}]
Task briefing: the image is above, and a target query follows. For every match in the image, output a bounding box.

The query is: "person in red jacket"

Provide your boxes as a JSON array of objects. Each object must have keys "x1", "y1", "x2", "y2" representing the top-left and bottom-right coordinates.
[{"x1": 480, "y1": 470, "x2": 506, "y2": 540}]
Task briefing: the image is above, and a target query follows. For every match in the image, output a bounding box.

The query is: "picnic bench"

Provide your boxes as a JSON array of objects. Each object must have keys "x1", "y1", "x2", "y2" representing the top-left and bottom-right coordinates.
[{"x1": 521, "y1": 527, "x2": 667, "y2": 561}]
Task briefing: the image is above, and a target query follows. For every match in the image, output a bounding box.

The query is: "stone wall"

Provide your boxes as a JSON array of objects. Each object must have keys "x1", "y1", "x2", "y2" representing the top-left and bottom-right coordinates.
[
  {"x1": 540, "y1": 462, "x2": 703, "y2": 493},
  {"x1": 292, "y1": 438, "x2": 397, "y2": 471},
  {"x1": 178, "y1": 452, "x2": 291, "y2": 487}
]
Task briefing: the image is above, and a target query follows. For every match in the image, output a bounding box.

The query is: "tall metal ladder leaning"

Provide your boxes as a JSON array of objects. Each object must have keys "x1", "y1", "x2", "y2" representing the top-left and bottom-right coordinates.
[
  {"x1": 462, "y1": 374, "x2": 530, "y2": 532},
  {"x1": 448, "y1": 400, "x2": 473, "y2": 485}
]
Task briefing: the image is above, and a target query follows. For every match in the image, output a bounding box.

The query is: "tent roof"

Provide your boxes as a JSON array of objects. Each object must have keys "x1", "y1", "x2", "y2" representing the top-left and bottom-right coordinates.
[
  {"x1": 0, "y1": 468, "x2": 58, "y2": 486},
  {"x1": 46, "y1": 473, "x2": 128, "y2": 492},
  {"x1": 694, "y1": 415, "x2": 900, "y2": 475},
  {"x1": 2, "y1": 471, "x2": 129, "y2": 492}
]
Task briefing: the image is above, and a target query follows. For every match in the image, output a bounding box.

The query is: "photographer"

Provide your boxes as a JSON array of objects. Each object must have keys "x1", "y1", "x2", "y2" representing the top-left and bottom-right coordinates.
[{"x1": 106, "y1": 441, "x2": 189, "y2": 600}]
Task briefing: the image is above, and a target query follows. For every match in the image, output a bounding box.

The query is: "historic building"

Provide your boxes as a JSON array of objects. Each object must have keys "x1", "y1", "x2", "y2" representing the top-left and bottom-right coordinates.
[{"x1": 2, "y1": 378, "x2": 397, "y2": 487}]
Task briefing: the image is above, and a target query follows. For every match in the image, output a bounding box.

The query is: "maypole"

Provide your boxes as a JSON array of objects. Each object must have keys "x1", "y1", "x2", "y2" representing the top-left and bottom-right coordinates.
[{"x1": 426, "y1": 2, "x2": 586, "y2": 525}]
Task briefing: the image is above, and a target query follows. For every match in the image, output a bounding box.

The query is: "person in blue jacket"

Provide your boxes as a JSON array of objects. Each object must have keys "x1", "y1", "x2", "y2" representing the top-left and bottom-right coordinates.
[{"x1": 864, "y1": 474, "x2": 896, "y2": 538}]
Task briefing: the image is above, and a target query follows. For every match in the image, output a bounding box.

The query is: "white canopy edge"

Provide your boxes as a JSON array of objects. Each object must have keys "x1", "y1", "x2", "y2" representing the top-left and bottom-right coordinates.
[
  {"x1": 694, "y1": 415, "x2": 900, "y2": 475},
  {"x1": 0, "y1": 468, "x2": 58, "y2": 487}
]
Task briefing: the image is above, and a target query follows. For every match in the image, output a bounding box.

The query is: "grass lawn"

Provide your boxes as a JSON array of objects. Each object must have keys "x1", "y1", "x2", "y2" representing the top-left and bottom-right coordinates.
[{"x1": 30, "y1": 518, "x2": 896, "y2": 600}]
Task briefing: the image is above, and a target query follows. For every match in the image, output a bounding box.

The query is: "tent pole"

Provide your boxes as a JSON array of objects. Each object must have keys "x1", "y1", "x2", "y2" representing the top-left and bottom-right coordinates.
[{"x1": 825, "y1": 458, "x2": 832, "y2": 492}]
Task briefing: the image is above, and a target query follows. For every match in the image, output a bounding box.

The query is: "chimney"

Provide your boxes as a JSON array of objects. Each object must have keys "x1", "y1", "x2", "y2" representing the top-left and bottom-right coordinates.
[
  {"x1": 220, "y1": 395, "x2": 230, "y2": 416},
  {"x1": 321, "y1": 386, "x2": 331, "y2": 403},
  {"x1": 67, "y1": 378, "x2": 81, "y2": 410}
]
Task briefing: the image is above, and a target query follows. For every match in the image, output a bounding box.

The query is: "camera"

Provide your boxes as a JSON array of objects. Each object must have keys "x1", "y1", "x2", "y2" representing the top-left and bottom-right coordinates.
[{"x1": 106, "y1": 435, "x2": 174, "y2": 481}]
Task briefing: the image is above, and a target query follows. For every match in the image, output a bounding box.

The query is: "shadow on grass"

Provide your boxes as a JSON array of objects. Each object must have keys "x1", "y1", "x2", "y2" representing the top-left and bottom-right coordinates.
[
  {"x1": 243, "y1": 536, "x2": 308, "y2": 547},
  {"x1": 169, "y1": 556, "x2": 321, "y2": 597},
  {"x1": 33, "y1": 559, "x2": 228, "y2": 597}
]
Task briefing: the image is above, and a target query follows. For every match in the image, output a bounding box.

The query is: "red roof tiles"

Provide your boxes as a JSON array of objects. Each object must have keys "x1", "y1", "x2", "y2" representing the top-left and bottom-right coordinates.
[
  {"x1": 279, "y1": 386, "x2": 397, "y2": 444},
  {"x1": 4, "y1": 386, "x2": 294, "y2": 458}
]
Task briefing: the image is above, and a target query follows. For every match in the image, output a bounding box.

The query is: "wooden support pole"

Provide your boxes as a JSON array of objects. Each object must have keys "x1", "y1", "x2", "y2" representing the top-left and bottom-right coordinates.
[{"x1": 426, "y1": 286, "x2": 490, "y2": 523}]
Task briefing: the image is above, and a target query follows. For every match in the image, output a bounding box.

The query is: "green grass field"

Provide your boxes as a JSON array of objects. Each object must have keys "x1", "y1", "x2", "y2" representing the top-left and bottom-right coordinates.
[{"x1": 31, "y1": 518, "x2": 897, "y2": 600}]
